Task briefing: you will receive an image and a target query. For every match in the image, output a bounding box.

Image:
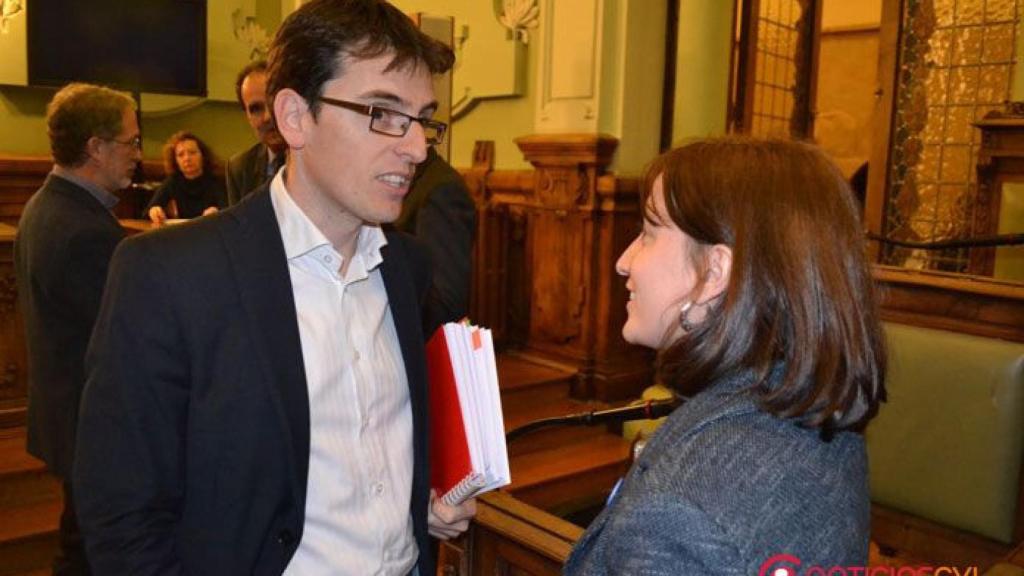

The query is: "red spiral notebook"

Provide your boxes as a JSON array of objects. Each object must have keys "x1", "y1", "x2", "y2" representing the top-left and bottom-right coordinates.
[{"x1": 426, "y1": 322, "x2": 510, "y2": 506}]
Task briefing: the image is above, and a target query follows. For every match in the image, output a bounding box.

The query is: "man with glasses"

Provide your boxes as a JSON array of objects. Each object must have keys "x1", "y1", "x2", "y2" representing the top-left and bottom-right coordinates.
[
  {"x1": 15, "y1": 82, "x2": 139, "y2": 576},
  {"x1": 74, "y1": 1, "x2": 475, "y2": 574}
]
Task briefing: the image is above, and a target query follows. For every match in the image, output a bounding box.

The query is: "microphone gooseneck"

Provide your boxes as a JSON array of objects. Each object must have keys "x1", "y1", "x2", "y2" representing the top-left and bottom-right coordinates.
[{"x1": 505, "y1": 398, "x2": 681, "y2": 443}]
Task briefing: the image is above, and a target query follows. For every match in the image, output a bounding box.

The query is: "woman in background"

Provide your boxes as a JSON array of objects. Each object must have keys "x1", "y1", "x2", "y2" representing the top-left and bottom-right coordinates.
[
  {"x1": 564, "y1": 138, "x2": 887, "y2": 575},
  {"x1": 147, "y1": 131, "x2": 224, "y2": 224}
]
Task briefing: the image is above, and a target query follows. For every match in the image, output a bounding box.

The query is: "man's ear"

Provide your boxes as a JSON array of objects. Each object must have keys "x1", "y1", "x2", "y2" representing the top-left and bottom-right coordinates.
[
  {"x1": 84, "y1": 136, "x2": 105, "y2": 163},
  {"x1": 699, "y1": 244, "x2": 733, "y2": 304},
  {"x1": 273, "y1": 88, "x2": 309, "y2": 150}
]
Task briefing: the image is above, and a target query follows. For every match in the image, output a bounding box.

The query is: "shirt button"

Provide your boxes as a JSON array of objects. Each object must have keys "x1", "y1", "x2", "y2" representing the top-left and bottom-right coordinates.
[{"x1": 373, "y1": 482, "x2": 385, "y2": 496}]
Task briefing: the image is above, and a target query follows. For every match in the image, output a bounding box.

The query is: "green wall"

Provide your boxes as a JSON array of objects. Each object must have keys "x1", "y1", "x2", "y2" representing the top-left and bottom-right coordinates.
[
  {"x1": 0, "y1": 1, "x2": 733, "y2": 172},
  {"x1": 0, "y1": 86, "x2": 254, "y2": 169},
  {"x1": 671, "y1": 0, "x2": 734, "y2": 144}
]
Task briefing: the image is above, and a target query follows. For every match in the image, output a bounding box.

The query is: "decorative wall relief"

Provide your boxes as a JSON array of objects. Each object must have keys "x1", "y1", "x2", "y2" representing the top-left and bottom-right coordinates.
[
  {"x1": 141, "y1": 0, "x2": 282, "y2": 113},
  {"x1": 498, "y1": 0, "x2": 539, "y2": 44},
  {"x1": 1, "y1": 0, "x2": 23, "y2": 34},
  {"x1": 231, "y1": 7, "x2": 273, "y2": 61},
  {"x1": 0, "y1": 0, "x2": 26, "y2": 85},
  {"x1": 206, "y1": 0, "x2": 281, "y2": 102},
  {"x1": 395, "y1": 0, "x2": 529, "y2": 120}
]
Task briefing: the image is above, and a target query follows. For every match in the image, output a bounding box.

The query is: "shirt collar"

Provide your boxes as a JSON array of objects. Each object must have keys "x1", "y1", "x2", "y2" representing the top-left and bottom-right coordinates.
[
  {"x1": 269, "y1": 170, "x2": 387, "y2": 270},
  {"x1": 52, "y1": 165, "x2": 120, "y2": 209}
]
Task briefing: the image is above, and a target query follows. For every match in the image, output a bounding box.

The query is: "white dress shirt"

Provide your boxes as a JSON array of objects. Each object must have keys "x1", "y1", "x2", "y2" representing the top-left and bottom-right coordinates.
[{"x1": 271, "y1": 173, "x2": 417, "y2": 576}]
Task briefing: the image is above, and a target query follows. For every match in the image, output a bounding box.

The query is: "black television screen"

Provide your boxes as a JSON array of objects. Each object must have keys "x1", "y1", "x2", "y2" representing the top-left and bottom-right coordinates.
[{"x1": 27, "y1": 1, "x2": 207, "y2": 96}]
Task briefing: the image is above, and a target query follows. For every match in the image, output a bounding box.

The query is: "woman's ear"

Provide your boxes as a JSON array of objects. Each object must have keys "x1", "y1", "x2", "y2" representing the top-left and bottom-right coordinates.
[
  {"x1": 699, "y1": 244, "x2": 733, "y2": 303},
  {"x1": 273, "y1": 88, "x2": 308, "y2": 150}
]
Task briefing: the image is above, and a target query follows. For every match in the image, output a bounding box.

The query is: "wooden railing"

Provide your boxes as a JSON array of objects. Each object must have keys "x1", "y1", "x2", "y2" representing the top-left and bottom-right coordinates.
[{"x1": 437, "y1": 491, "x2": 582, "y2": 576}]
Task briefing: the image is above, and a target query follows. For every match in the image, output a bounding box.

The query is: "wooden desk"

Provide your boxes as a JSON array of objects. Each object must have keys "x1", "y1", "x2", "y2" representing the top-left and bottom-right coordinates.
[
  {"x1": 0, "y1": 222, "x2": 27, "y2": 428},
  {"x1": 120, "y1": 219, "x2": 156, "y2": 235}
]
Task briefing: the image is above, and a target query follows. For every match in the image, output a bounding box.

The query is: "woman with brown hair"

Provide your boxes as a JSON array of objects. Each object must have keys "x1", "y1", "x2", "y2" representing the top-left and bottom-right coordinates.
[
  {"x1": 564, "y1": 137, "x2": 887, "y2": 575},
  {"x1": 146, "y1": 131, "x2": 225, "y2": 224}
]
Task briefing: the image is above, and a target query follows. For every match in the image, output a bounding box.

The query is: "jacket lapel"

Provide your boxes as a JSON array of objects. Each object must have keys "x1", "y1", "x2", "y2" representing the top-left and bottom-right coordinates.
[{"x1": 219, "y1": 189, "x2": 311, "y2": 505}]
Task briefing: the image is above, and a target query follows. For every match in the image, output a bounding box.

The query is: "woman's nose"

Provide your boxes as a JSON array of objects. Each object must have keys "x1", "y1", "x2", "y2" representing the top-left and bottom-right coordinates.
[{"x1": 615, "y1": 237, "x2": 638, "y2": 277}]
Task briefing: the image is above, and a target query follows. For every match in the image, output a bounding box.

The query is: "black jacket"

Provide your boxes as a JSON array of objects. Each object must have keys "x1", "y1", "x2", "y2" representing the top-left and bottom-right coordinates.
[
  {"x1": 14, "y1": 173, "x2": 125, "y2": 478},
  {"x1": 74, "y1": 186, "x2": 435, "y2": 575}
]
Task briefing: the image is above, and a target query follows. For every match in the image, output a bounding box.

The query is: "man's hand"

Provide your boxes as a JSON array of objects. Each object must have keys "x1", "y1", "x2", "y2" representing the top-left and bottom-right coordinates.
[
  {"x1": 202, "y1": 206, "x2": 219, "y2": 216},
  {"x1": 428, "y1": 490, "x2": 477, "y2": 540}
]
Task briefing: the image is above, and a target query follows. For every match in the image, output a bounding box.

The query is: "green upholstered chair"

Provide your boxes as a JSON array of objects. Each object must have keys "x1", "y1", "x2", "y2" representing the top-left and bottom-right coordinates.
[{"x1": 867, "y1": 322, "x2": 1024, "y2": 565}]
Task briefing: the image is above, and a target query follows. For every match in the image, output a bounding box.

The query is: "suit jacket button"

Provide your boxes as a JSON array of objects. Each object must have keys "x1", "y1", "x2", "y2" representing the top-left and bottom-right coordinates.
[{"x1": 277, "y1": 530, "x2": 295, "y2": 546}]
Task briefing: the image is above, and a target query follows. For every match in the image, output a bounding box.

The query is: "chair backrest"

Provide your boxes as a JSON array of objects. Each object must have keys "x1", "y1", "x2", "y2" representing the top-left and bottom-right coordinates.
[{"x1": 867, "y1": 322, "x2": 1024, "y2": 543}]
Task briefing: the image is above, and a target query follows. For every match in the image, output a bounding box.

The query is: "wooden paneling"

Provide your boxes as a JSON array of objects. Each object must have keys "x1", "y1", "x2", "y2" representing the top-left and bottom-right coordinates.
[
  {"x1": 0, "y1": 224, "x2": 26, "y2": 428},
  {"x1": 0, "y1": 154, "x2": 166, "y2": 224},
  {"x1": 873, "y1": 265, "x2": 1024, "y2": 342},
  {"x1": 0, "y1": 157, "x2": 51, "y2": 227}
]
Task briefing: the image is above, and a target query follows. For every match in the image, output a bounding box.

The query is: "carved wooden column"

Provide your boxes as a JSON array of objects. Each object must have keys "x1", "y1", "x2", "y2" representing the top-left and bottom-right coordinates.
[
  {"x1": 515, "y1": 134, "x2": 652, "y2": 401},
  {"x1": 0, "y1": 223, "x2": 27, "y2": 428},
  {"x1": 971, "y1": 111, "x2": 1024, "y2": 276}
]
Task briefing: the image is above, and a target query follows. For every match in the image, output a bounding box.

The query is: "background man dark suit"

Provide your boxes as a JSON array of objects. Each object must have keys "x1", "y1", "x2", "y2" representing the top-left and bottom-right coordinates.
[
  {"x1": 393, "y1": 146, "x2": 476, "y2": 333},
  {"x1": 226, "y1": 60, "x2": 284, "y2": 205},
  {"x1": 74, "y1": 1, "x2": 475, "y2": 574},
  {"x1": 15, "y1": 82, "x2": 139, "y2": 576}
]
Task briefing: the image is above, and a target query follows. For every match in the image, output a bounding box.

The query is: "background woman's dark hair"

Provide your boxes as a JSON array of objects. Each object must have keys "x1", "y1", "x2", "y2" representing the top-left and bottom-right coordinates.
[
  {"x1": 266, "y1": 0, "x2": 455, "y2": 121},
  {"x1": 162, "y1": 131, "x2": 217, "y2": 179},
  {"x1": 646, "y1": 137, "x2": 886, "y2": 436}
]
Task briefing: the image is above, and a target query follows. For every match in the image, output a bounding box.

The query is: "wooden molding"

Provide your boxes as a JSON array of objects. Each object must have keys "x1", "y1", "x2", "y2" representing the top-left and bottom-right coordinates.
[
  {"x1": 515, "y1": 134, "x2": 619, "y2": 169},
  {"x1": 873, "y1": 265, "x2": 1024, "y2": 342}
]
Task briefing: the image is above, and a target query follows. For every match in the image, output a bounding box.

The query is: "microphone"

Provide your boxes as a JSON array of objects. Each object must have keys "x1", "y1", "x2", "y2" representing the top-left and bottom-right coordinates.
[{"x1": 506, "y1": 398, "x2": 681, "y2": 443}]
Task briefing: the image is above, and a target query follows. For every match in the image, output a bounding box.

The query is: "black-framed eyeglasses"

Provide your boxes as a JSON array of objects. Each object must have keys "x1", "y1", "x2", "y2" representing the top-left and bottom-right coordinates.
[
  {"x1": 104, "y1": 135, "x2": 142, "y2": 150},
  {"x1": 318, "y1": 96, "x2": 447, "y2": 146}
]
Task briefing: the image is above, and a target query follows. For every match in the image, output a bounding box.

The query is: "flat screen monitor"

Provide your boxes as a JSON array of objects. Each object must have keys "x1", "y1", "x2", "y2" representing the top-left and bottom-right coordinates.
[{"x1": 27, "y1": 1, "x2": 207, "y2": 96}]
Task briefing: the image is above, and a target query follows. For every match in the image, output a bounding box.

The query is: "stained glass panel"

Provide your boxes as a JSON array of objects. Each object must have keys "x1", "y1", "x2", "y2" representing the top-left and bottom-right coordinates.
[{"x1": 883, "y1": 0, "x2": 1020, "y2": 272}]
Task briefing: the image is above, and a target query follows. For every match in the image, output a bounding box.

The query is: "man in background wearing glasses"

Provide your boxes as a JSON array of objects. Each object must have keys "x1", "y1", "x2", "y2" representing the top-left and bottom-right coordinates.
[
  {"x1": 15, "y1": 82, "x2": 139, "y2": 576},
  {"x1": 74, "y1": 1, "x2": 476, "y2": 575}
]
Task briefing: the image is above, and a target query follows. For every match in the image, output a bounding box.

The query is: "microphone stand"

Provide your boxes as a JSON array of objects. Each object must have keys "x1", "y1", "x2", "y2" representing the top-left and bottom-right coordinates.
[{"x1": 505, "y1": 398, "x2": 681, "y2": 443}]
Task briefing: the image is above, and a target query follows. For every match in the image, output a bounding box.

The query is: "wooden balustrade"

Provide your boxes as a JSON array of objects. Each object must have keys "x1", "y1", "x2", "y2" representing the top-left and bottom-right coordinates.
[{"x1": 437, "y1": 491, "x2": 582, "y2": 576}]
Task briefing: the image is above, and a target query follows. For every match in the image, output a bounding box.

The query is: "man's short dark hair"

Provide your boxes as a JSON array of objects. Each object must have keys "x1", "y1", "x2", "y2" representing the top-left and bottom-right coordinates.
[
  {"x1": 235, "y1": 60, "x2": 269, "y2": 109},
  {"x1": 47, "y1": 83, "x2": 136, "y2": 168},
  {"x1": 266, "y1": 0, "x2": 455, "y2": 120}
]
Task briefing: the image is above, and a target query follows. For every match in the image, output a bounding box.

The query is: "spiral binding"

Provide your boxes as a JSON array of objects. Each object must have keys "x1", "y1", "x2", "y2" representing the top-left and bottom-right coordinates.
[{"x1": 441, "y1": 472, "x2": 487, "y2": 506}]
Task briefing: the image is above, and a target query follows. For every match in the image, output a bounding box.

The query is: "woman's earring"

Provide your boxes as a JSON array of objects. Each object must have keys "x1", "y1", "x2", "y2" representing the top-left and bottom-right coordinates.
[{"x1": 679, "y1": 301, "x2": 695, "y2": 332}]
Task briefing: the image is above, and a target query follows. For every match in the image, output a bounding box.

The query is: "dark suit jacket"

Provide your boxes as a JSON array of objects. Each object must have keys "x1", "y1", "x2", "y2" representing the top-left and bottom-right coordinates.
[
  {"x1": 225, "y1": 142, "x2": 271, "y2": 206},
  {"x1": 394, "y1": 147, "x2": 476, "y2": 334},
  {"x1": 74, "y1": 187, "x2": 435, "y2": 575},
  {"x1": 14, "y1": 173, "x2": 125, "y2": 479}
]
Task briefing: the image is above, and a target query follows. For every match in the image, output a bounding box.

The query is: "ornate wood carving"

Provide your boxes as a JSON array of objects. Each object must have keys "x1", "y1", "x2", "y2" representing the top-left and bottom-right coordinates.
[
  {"x1": 969, "y1": 110, "x2": 1024, "y2": 276},
  {"x1": 507, "y1": 134, "x2": 651, "y2": 400},
  {"x1": 0, "y1": 270, "x2": 15, "y2": 322},
  {"x1": 0, "y1": 222, "x2": 27, "y2": 427}
]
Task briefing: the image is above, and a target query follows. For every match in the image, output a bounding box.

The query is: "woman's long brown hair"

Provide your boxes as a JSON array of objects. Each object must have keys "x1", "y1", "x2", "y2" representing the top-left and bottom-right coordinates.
[{"x1": 648, "y1": 137, "x2": 886, "y2": 437}]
